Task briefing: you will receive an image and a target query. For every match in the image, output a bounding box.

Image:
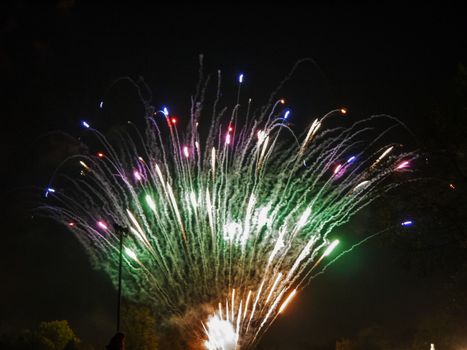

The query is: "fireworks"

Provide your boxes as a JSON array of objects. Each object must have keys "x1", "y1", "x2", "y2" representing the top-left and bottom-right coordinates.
[{"x1": 43, "y1": 67, "x2": 415, "y2": 349}]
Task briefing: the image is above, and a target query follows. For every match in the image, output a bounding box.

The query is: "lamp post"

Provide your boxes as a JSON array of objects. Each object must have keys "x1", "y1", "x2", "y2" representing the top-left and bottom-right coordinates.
[{"x1": 113, "y1": 224, "x2": 126, "y2": 333}]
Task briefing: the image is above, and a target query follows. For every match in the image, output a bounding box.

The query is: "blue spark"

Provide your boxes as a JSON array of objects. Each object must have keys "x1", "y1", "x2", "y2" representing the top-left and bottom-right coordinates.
[{"x1": 45, "y1": 187, "x2": 55, "y2": 198}]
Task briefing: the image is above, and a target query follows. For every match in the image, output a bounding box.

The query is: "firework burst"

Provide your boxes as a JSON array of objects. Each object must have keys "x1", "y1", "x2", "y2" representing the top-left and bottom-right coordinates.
[{"x1": 43, "y1": 62, "x2": 415, "y2": 349}]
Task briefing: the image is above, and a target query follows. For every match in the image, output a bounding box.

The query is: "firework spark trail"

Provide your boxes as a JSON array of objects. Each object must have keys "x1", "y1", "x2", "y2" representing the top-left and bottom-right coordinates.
[{"x1": 43, "y1": 64, "x2": 415, "y2": 349}]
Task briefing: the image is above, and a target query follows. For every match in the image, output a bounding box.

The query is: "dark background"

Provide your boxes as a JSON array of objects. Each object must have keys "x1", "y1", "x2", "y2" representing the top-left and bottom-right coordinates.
[{"x1": 1, "y1": 1, "x2": 466, "y2": 349}]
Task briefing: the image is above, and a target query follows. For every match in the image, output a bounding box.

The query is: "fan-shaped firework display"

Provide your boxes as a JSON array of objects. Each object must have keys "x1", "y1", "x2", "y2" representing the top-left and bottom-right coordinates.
[{"x1": 44, "y1": 66, "x2": 415, "y2": 349}]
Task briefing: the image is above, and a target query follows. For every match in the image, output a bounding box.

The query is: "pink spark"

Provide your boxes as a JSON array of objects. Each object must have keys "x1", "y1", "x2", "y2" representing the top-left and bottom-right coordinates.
[
  {"x1": 334, "y1": 164, "x2": 342, "y2": 174},
  {"x1": 395, "y1": 161, "x2": 410, "y2": 170},
  {"x1": 97, "y1": 221, "x2": 108, "y2": 230},
  {"x1": 134, "y1": 171, "x2": 142, "y2": 181}
]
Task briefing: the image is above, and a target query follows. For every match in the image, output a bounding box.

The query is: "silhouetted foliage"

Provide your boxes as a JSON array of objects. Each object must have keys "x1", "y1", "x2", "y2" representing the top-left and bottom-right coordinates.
[
  {"x1": 121, "y1": 301, "x2": 158, "y2": 350},
  {"x1": 0, "y1": 320, "x2": 80, "y2": 350}
]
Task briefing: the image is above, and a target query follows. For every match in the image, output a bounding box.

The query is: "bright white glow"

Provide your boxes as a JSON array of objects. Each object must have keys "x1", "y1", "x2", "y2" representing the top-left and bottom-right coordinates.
[
  {"x1": 190, "y1": 191, "x2": 198, "y2": 209},
  {"x1": 265, "y1": 273, "x2": 282, "y2": 304},
  {"x1": 371, "y1": 146, "x2": 394, "y2": 168},
  {"x1": 256, "y1": 206, "x2": 271, "y2": 228},
  {"x1": 241, "y1": 194, "x2": 256, "y2": 245},
  {"x1": 278, "y1": 289, "x2": 297, "y2": 313},
  {"x1": 99, "y1": 101, "x2": 104, "y2": 109},
  {"x1": 155, "y1": 164, "x2": 164, "y2": 184},
  {"x1": 206, "y1": 188, "x2": 214, "y2": 234},
  {"x1": 287, "y1": 237, "x2": 317, "y2": 280},
  {"x1": 257, "y1": 130, "x2": 267, "y2": 145},
  {"x1": 323, "y1": 239, "x2": 339, "y2": 256},
  {"x1": 302, "y1": 119, "x2": 322, "y2": 150},
  {"x1": 183, "y1": 146, "x2": 189, "y2": 158},
  {"x1": 223, "y1": 221, "x2": 243, "y2": 242},
  {"x1": 145, "y1": 195, "x2": 156, "y2": 212},
  {"x1": 231, "y1": 289, "x2": 235, "y2": 322},
  {"x1": 235, "y1": 300, "x2": 242, "y2": 342},
  {"x1": 167, "y1": 183, "x2": 185, "y2": 239},
  {"x1": 249, "y1": 281, "x2": 264, "y2": 326},
  {"x1": 162, "y1": 107, "x2": 169, "y2": 116},
  {"x1": 268, "y1": 233, "x2": 285, "y2": 264},
  {"x1": 126, "y1": 209, "x2": 147, "y2": 241},
  {"x1": 284, "y1": 110, "x2": 290, "y2": 119},
  {"x1": 238, "y1": 74, "x2": 244, "y2": 83},
  {"x1": 378, "y1": 146, "x2": 394, "y2": 162},
  {"x1": 81, "y1": 121, "x2": 90, "y2": 128},
  {"x1": 226, "y1": 299, "x2": 229, "y2": 322},
  {"x1": 243, "y1": 290, "x2": 252, "y2": 320},
  {"x1": 259, "y1": 136, "x2": 270, "y2": 164},
  {"x1": 125, "y1": 247, "x2": 137, "y2": 261},
  {"x1": 226, "y1": 133, "x2": 231, "y2": 145},
  {"x1": 297, "y1": 207, "x2": 312, "y2": 228},
  {"x1": 129, "y1": 227, "x2": 144, "y2": 243},
  {"x1": 79, "y1": 161, "x2": 90, "y2": 170},
  {"x1": 353, "y1": 180, "x2": 370, "y2": 192},
  {"x1": 203, "y1": 314, "x2": 237, "y2": 350}
]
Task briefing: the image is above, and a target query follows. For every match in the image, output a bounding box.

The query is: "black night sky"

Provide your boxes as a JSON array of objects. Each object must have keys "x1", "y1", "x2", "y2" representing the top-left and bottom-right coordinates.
[{"x1": 1, "y1": 1, "x2": 466, "y2": 349}]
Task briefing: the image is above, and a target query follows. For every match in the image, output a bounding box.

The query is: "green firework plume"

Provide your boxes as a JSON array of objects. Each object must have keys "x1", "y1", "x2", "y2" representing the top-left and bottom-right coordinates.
[{"x1": 44, "y1": 66, "x2": 415, "y2": 349}]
